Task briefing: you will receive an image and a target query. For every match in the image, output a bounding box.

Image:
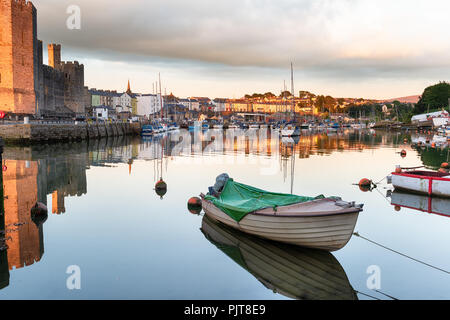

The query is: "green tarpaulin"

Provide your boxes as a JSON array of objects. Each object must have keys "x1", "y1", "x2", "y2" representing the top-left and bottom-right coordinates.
[{"x1": 204, "y1": 179, "x2": 324, "y2": 222}]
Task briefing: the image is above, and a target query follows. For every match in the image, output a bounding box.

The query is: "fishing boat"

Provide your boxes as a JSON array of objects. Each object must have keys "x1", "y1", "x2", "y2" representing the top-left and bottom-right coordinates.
[
  {"x1": 201, "y1": 215, "x2": 358, "y2": 300},
  {"x1": 213, "y1": 123, "x2": 224, "y2": 129},
  {"x1": 390, "y1": 168, "x2": 450, "y2": 198},
  {"x1": 390, "y1": 190, "x2": 450, "y2": 217},
  {"x1": 249, "y1": 123, "x2": 260, "y2": 129},
  {"x1": 141, "y1": 124, "x2": 154, "y2": 136},
  {"x1": 201, "y1": 177, "x2": 363, "y2": 251}
]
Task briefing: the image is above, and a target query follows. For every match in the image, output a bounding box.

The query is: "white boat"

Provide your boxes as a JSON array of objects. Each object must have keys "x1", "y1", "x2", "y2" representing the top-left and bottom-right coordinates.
[
  {"x1": 249, "y1": 123, "x2": 260, "y2": 129},
  {"x1": 201, "y1": 215, "x2": 358, "y2": 300},
  {"x1": 390, "y1": 191, "x2": 450, "y2": 217},
  {"x1": 260, "y1": 124, "x2": 268, "y2": 129},
  {"x1": 281, "y1": 124, "x2": 301, "y2": 137},
  {"x1": 228, "y1": 124, "x2": 239, "y2": 129},
  {"x1": 213, "y1": 124, "x2": 223, "y2": 129},
  {"x1": 391, "y1": 170, "x2": 450, "y2": 198},
  {"x1": 201, "y1": 195, "x2": 363, "y2": 251}
]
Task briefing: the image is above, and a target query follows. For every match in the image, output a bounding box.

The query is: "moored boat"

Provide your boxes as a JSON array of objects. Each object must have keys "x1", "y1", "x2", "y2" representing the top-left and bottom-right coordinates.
[
  {"x1": 390, "y1": 169, "x2": 450, "y2": 198},
  {"x1": 141, "y1": 124, "x2": 154, "y2": 136},
  {"x1": 281, "y1": 124, "x2": 301, "y2": 137},
  {"x1": 200, "y1": 177, "x2": 363, "y2": 251}
]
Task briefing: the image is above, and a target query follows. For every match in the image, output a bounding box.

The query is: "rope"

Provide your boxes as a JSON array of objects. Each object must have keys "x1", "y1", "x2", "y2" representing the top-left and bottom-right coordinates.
[
  {"x1": 354, "y1": 290, "x2": 381, "y2": 300},
  {"x1": 353, "y1": 232, "x2": 450, "y2": 274}
]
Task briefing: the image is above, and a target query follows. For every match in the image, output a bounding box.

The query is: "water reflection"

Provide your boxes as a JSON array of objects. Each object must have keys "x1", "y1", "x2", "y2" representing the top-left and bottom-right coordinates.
[
  {"x1": 390, "y1": 191, "x2": 450, "y2": 217},
  {"x1": 0, "y1": 129, "x2": 448, "y2": 297},
  {"x1": 201, "y1": 215, "x2": 358, "y2": 300}
]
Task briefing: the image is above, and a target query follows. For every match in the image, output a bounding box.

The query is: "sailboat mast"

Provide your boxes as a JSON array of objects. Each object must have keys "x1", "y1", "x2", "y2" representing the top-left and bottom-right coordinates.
[
  {"x1": 159, "y1": 73, "x2": 163, "y2": 122},
  {"x1": 291, "y1": 62, "x2": 295, "y2": 122}
]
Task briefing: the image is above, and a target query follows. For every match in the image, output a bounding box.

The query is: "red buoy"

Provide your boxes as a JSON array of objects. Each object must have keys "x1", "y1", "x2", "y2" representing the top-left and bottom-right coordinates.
[
  {"x1": 400, "y1": 150, "x2": 407, "y2": 158},
  {"x1": 441, "y1": 162, "x2": 450, "y2": 169},
  {"x1": 358, "y1": 178, "x2": 372, "y2": 192},
  {"x1": 187, "y1": 197, "x2": 202, "y2": 215}
]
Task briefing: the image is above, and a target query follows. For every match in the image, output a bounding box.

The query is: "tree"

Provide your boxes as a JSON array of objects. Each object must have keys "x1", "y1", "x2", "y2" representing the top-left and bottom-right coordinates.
[{"x1": 414, "y1": 82, "x2": 450, "y2": 115}]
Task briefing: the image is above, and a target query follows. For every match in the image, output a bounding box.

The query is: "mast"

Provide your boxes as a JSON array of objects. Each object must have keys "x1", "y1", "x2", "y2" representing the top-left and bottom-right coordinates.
[
  {"x1": 291, "y1": 62, "x2": 295, "y2": 123},
  {"x1": 159, "y1": 73, "x2": 163, "y2": 122}
]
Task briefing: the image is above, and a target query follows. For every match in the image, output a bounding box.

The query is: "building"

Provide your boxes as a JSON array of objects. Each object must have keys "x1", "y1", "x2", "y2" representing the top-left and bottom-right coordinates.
[
  {"x1": 93, "y1": 105, "x2": 115, "y2": 121},
  {"x1": 136, "y1": 93, "x2": 163, "y2": 118},
  {"x1": 0, "y1": 1, "x2": 86, "y2": 118}
]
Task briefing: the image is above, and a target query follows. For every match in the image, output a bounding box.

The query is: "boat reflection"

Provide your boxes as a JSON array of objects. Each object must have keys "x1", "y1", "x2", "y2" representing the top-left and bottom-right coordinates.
[
  {"x1": 200, "y1": 215, "x2": 358, "y2": 300},
  {"x1": 391, "y1": 191, "x2": 450, "y2": 217}
]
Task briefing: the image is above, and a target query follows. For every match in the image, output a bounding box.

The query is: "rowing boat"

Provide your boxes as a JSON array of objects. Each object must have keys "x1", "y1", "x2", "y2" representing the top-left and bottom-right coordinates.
[
  {"x1": 201, "y1": 215, "x2": 358, "y2": 300},
  {"x1": 391, "y1": 170, "x2": 450, "y2": 198},
  {"x1": 201, "y1": 179, "x2": 363, "y2": 251}
]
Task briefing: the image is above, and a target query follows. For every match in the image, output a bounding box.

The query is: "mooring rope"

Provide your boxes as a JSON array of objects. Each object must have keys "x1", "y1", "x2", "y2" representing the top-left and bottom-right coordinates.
[{"x1": 353, "y1": 232, "x2": 450, "y2": 275}]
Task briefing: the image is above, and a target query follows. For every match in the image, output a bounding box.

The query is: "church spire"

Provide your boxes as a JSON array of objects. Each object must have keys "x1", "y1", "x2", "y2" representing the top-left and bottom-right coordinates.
[{"x1": 126, "y1": 79, "x2": 132, "y2": 95}]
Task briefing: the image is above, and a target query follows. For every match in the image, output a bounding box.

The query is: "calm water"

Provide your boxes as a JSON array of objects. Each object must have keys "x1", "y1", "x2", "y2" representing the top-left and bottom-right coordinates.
[{"x1": 0, "y1": 129, "x2": 449, "y2": 300}]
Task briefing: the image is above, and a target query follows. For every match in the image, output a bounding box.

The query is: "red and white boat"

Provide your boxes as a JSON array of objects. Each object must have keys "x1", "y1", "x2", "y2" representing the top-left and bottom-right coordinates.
[{"x1": 391, "y1": 169, "x2": 450, "y2": 198}]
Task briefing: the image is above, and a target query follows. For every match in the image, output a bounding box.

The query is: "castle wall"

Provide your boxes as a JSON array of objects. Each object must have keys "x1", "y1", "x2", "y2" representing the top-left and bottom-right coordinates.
[
  {"x1": 61, "y1": 61, "x2": 85, "y2": 114},
  {"x1": 0, "y1": 0, "x2": 36, "y2": 114}
]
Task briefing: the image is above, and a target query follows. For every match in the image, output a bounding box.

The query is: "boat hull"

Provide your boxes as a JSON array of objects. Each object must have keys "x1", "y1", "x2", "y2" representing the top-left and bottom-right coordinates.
[
  {"x1": 392, "y1": 172, "x2": 450, "y2": 198},
  {"x1": 202, "y1": 199, "x2": 361, "y2": 251}
]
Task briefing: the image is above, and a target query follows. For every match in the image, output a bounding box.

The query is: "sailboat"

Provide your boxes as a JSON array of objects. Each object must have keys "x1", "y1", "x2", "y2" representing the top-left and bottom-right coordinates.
[{"x1": 281, "y1": 63, "x2": 301, "y2": 137}]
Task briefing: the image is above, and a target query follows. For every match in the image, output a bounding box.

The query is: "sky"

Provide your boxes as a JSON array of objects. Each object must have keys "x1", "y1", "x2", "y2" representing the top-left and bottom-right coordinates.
[{"x1": 35, "y1": 0, "x2": 450, "y2": 99}]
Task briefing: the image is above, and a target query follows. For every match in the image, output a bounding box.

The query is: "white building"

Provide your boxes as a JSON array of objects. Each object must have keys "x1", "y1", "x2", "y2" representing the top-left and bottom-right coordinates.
[
  {"x1": 212, "y1": 98, "x2": 227, "y2": 112},
  {"x1": 137, "y1": 93, "x2": 164, "y2": 118},
  {"x1": 113, "y1": 93, "x2": 133, "y2": 113},
  {"x1": 189, "y1": 99, "x2": 200, "y2": 111},
  {"x1": 93, "y1": 106, "x2": 115, "y2": 121}
]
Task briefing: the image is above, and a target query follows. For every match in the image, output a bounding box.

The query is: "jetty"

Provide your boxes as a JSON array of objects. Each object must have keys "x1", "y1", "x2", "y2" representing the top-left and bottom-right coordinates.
[{"x1": 0, "y1": 121, "x2": 143, "y2": 144}]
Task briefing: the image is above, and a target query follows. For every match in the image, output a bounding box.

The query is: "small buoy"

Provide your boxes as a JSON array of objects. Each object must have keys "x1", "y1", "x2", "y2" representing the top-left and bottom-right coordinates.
[
  {"x1": 394, "y1": 205, "x2": 401, "y2": 212},
  {"x1": 441, "y1": 162, "x2": 450, "y2": 169},
  {"x1": 188, "y1": 197, "x2": 202, "y2": 215},
  {"x1": 155, "y1": 180, "x2": 167, "y2": 199},
  {"x1": 431, "y1": 142, "x2": 436, "y2": 148},
  {"x1": 30, "y1": 202, "x2": 48, "y2": 227},
  {"x1": 400, "y1": 150, "x2": 407, "y2": 158},
  {"x1": 358, "y1": 178, "x2": 372, "y2": 192}
]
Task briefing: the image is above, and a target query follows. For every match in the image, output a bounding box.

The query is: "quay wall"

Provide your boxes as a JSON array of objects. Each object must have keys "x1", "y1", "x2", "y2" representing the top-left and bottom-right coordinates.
[{"x1": 0, "y1": 122, "x2": 142, "y2": 144}]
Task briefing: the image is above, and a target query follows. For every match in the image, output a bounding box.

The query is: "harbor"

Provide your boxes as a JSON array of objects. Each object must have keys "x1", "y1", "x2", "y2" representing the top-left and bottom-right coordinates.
[
  {"x1": 0, "y1": 128, "x2": 449, "y2": 300},
  {"x1": 1, "y1": 0, "x2": 449, "y2": 304}
]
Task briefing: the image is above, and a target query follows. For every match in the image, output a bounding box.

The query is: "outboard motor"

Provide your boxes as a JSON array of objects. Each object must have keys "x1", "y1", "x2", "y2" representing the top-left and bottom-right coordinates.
[{"x1": 208, "y1": 173, "x2": 230, "y2": 197}]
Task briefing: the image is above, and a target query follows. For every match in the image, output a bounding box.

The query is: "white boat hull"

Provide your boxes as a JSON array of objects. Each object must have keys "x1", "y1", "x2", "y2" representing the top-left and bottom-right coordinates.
[
  {"x1": 202, "y1": 199, "x2": 361, "y2": 251},
  {"x1": 392, "y1": 172, "x2": 450, "y2": 198}
]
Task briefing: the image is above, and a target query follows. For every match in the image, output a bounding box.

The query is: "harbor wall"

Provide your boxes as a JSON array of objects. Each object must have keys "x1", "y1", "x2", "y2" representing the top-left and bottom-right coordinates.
[{"x1": 0, "y1": 122, "x2": 142, "y2": 144}]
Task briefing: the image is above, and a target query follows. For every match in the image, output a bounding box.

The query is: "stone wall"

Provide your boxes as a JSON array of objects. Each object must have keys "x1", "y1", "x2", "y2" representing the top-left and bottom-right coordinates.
[{"x1": 0, "y1": 122, "x2": 142, "y2": 143}]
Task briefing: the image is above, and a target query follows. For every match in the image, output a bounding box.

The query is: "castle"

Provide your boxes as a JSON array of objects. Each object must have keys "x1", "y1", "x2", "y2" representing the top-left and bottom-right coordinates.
[{"x1": 0, "y1": 0, "x2": 86, "y2": 118}]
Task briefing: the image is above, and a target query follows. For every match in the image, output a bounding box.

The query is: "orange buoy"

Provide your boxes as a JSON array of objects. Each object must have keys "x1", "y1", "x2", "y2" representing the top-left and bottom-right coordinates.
[
  {"x1": 431, "y1": 142, "x2": 436, "y2": 148},
  {"x1": 358, "y1": 178, "x2": 372, "y2": 192},
  {"x1": 441, "y1": 163, "x2": 450, "y2": 169},
  {"x1": 188, "y1": 197, "x2": 202, "y2": 215}
]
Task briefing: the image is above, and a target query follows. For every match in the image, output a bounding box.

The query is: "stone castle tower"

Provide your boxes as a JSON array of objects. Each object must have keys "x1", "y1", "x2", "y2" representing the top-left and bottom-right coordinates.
[{"x1": 0, "y1": 0, "x2": 39, "y2": 115}]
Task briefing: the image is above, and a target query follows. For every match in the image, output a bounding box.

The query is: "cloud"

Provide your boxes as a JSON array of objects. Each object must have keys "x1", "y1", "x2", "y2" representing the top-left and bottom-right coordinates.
[{"x1": 33, "y1": 0, "x2": 450, "y2": 98}]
